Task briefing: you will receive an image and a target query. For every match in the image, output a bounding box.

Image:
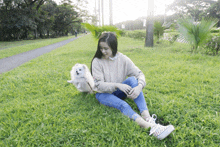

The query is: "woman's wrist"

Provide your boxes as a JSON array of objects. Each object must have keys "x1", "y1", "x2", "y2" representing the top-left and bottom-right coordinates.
[
  {"x1": 114, "y1": 83, "x2": 120, "y2": 89},
  {"x1": 138, "y1": 83, "x2": 143, "y2": 89}
]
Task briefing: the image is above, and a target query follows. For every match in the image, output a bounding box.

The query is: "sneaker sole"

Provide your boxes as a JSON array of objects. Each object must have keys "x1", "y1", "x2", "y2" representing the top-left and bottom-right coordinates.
[{"x1": 157, "y1": 125, "x2": 175, "y2": 140}]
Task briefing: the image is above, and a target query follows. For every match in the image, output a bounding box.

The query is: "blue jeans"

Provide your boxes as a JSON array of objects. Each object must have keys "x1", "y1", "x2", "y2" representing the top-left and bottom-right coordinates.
[{"x1": 96, "y1": 77, "x2": 148, "y2": 120}]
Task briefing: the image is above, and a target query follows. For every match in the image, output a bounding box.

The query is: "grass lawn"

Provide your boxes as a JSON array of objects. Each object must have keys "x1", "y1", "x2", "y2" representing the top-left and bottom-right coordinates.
[
  {"x1": 0, "y1": 34, "x2": 219, "y2": 146},
  {"x1": 0, "y1": 35, "x2": 83, "y2": 59}
]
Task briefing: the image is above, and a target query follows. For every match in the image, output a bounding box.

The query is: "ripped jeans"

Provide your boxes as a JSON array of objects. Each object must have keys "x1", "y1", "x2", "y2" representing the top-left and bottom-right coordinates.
[{"x1": 95, "y1": 77, "x2": 148, "y2": 121}]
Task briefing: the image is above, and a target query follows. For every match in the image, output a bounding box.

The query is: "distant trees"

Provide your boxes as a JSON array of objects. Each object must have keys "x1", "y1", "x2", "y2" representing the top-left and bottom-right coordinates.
[
  {"x1": 0, "y1": 0, "x2": 87, "y2": 41},
  {"x1": 115, "y1": 0, "x2": 220, "y2": 31},
  {"x1": 167, "y1": 0, "x2": 220, "y2": 26},
  {"x1": 207, "y1": 0, "x2": 220, "y2": 27},
  {"x1": 0, "y1": 0, "x2": 42, "y2": 40},
  {"x1": 167, "y1": 0, "x2": 215, "y2": 21}
]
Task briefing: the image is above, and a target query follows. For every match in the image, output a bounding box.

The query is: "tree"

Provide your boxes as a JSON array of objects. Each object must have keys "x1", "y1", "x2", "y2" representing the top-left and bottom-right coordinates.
[
  {"x1": 53, "y1": 4, "x2": 79, "y2": 36},
  {"x1": 207, "y1": 0, "x2": 220, "y2": 27},
  {"x1": 0, "y1": 0, "x2": 45, "y2": 40},
  {"x1": 39, "y1": 0, "x2": 57, "y2": 38},
  {"x1": 168, "y1": 0, "x2": 216, "y2": 21},
  {"x1": 0, "y1": 0, "x2": 85, "y2": 40}
]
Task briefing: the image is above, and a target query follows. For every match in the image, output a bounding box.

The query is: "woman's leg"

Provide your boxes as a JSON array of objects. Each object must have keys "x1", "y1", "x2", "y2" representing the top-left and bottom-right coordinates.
[
  {"x1": 96, "y1": 92, "x2": 153, "y2": 128},
  {"x1": 122, "y1": 77, "x2": 149, "y2": 114},
  {"x1": 96, "y1": 93, "x2": 140, "y2": 120},
  {"x1": 104, "y1": 77, "x2": 175, "y2": 139}
]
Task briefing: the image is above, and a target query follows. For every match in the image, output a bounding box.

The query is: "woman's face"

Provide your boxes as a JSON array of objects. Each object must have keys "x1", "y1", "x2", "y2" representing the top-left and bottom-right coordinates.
[{"x1": 99, "y1": 42, "x2": 113, "y2": 59}]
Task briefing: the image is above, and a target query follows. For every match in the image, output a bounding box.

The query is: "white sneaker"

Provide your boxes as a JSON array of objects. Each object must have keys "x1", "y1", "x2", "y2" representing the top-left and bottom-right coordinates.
[{"x1": 149, "y1": 124, "x2": 175, "y2": 140}]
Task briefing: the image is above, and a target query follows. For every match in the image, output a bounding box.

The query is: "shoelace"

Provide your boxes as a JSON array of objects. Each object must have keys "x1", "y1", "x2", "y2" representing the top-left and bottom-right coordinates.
[{"x1": 148, "y1": 114, "x2": 157, "y2": 124}]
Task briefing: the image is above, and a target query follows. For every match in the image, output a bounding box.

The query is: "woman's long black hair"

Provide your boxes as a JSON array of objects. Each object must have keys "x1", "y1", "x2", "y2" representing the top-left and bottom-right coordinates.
[{"x1": 90, "y1": 32, "x2": 118, "y2": 75}]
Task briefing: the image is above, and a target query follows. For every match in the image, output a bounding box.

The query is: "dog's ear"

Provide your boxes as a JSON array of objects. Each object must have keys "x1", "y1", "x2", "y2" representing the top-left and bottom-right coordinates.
[{"x1": 82, "y1": 65, "x2": 86, "y2": 69}]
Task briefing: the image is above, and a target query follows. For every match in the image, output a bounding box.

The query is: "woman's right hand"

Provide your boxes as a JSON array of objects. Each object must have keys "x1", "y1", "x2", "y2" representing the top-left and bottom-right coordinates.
[{"x1": 115, "y1": 83, "x2": 132, "y2": 95}]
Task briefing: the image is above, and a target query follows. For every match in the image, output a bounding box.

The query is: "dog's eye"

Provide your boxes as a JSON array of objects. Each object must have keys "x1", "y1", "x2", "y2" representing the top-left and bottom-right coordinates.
[{"x1": 79, "y1": 69, "x2": 81, "y2": 71}]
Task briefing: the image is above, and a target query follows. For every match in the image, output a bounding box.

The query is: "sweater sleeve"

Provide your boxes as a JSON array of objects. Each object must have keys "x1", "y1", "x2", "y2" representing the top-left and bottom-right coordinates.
[
  {"x1": 124, "y1": 55, "x2": 146, "y2": 88},
  {"x1": 92, "y1": 58, "x2": 117, "y2": 93}
]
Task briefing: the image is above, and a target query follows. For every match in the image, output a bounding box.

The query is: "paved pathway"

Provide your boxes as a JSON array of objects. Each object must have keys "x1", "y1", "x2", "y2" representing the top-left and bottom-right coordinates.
[{"x1": 0, "y1": 37, "x2": 78, "y2": 74}]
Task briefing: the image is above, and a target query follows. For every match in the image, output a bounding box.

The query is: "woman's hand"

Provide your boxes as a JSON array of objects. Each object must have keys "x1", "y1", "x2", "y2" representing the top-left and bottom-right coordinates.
[
  {"x1": 115, "y1": 83, "x2": 132, "y2": 95},
  {"x1": 127, "y1": 84, "x2": 142, "y2": 100}
]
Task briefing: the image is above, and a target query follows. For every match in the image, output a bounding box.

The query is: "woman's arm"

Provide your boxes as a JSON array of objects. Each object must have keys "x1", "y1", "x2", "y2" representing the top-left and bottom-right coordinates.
[
  {"x1": 123, "y1": 55, "x2": 146, "y2": 99},
  {"x1": 115, "y1": 83, "x2": 132, "y2": 95},
  {"x1": 124, "y1": 55, "x2": 146, "y2": 88}
]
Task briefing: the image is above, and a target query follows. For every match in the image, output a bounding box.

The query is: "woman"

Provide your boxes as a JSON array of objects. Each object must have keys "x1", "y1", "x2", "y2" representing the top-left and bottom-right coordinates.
[{"x1": 91, "y1": 32, "x2": 174, "y2": 140}]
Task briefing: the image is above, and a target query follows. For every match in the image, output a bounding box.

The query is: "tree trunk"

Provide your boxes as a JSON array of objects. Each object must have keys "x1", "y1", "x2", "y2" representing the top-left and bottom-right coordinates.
[
  {"x1": 39, "y1": 30, "x2": 43, "y2": 38},
  {"x1": 145, "y1": 0, "x2": 154, "y2": 47},
  {"x1": 101, "y1": 0, "x2": 104, "y2": 26},
  {"x1": 145, "y1": 17, "x2": 154, "y2": 47},
  {"x1": 34, "y1": 29, "x2": 37, "y2": 39},
  {"x1": 47, "y1": 30, "x2": 49, "y2": 38},
  {"x1": 109, "y1": 0, "x2": 113, "y2": 25}
]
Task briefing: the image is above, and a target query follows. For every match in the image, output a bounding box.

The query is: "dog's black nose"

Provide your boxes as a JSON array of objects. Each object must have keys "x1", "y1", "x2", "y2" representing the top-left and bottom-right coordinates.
[{"x1": 76, "y1": 71, "x2": 79, "y2": 75}]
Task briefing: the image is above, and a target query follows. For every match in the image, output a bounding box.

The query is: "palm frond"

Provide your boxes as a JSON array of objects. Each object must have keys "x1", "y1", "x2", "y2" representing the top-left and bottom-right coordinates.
[
  {"x1": 82, "y1": 23, "x2": 122, "y2": 40},
  {"x1": 177, "y1": 18, "x2": 218, "y2": 51}
]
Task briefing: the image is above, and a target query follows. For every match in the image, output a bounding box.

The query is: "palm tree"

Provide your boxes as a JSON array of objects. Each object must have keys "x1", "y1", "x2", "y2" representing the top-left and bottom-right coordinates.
[{"x1": 178, "y1": 18, "x2": 218, "y2": 53}]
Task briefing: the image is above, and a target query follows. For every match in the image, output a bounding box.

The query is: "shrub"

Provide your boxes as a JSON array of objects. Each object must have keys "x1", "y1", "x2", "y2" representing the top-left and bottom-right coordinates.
[
  {"x1": 122, "y1": 30, "x2": 145, "y2": 40},
  {"x1": 204, "y1": 35, "x2": 220, "y2": 55},
  {"x1": 167, "y1": 33, "x2": 179, "y2": 44},
  {"x1": 154, "y1": 21, "x2": 165, "y2": 43}
]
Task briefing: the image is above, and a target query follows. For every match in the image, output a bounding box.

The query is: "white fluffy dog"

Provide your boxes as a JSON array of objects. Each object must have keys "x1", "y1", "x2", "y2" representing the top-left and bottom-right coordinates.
[{"x1": 67, "y1": 63, "x2": 94, "y2": 93}]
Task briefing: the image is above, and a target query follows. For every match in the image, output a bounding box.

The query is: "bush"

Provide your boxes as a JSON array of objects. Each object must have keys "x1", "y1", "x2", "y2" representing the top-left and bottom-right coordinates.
[
  {"x1": 167, "y1": 34, "x2": 179, "y2": 44},
  {"x1": 154, "y1": 21, "x2": 165, "y2": 43},
  {"x1": 204, "y1": 35, "x2": 220, "y2": 55},
  {"x1": 27, "y1": 34, "x2": 35, "y2": 40},
  {"x1": 122, "y1": 30, "x2": 145, "y2": 40}
]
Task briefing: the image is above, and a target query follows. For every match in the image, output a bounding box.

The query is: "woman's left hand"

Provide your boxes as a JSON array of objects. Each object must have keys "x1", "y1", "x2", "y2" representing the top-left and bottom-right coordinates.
[{"x1": 127, "y1": 84, "x2": 142, "y2": 100}]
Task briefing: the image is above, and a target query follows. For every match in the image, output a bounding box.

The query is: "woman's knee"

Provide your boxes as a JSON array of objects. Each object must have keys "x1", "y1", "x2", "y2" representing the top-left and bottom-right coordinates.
[
  {"x1": 96, "y1": 93, "x2": 109, "y2": 101},
  {"x1": 95, "y1": 93, "x2": 122, "y2": 108},
  {"x1": 96, "y1": 93, "x2": 130, "y2": 110},
  {"x1": 123, "y1": 76, "x2": 138, "y2": 87}
]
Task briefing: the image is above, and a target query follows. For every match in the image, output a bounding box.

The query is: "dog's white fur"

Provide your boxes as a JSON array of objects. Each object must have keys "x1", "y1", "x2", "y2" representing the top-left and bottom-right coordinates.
[{"x1": 67, "y1": 63, "x2": 94, "y2": 93}]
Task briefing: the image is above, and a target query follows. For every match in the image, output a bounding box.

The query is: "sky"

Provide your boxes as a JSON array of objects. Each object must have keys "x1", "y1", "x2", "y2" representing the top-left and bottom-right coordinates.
[{"x1": 55, "y1": 0, "x2": 175, "y2": 25}]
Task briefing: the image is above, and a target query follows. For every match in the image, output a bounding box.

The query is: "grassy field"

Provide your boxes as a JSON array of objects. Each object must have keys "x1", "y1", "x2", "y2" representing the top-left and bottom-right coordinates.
[
  {"x1": 0, "y1": 34, "x2": 219, "y2": 146},
  {"x1": 0, "y1": 35, "x2": 83, "y2": 59}
]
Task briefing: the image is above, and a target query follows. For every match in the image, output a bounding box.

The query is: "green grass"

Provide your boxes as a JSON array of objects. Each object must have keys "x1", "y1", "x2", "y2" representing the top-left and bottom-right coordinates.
[
  {"x1": 0, "y1": 35, "x2": 82, "y2": 59},
  {"x1": 0, "y1": 35, "x2": 220, "y2": 146}
]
